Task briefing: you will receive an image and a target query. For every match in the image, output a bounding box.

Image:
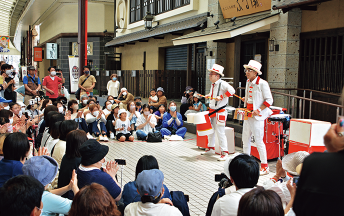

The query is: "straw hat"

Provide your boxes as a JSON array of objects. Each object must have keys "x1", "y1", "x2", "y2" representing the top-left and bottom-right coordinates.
[
  {"x1": 282, "y1": 151, "x2": 309, "y2": 175},
  {"x1": 243, "y1": 60, "x2": 262, "y2": 75},
  {"x1": 208, "y1": 64, "x2": 224, "y2": 77}
]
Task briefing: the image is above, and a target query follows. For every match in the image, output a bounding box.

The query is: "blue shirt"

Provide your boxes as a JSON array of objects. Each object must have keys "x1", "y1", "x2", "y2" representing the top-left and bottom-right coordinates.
[
  {"x1": 0, "y1": 159, "x2": 23, "y2": 187},
  {"x1": 23, "y1": 74, "x2": 41, "y2": 85},
  {"x1": 42, "y1": 191, "x2": 72, "y2": 216},
  {"x1": 77, "y1": 168, "x2": 121, "y2": 200},
  {"x1": 162, "y1": 112, "x2": 184, "y2": 129},
  {"x1": 122, "y1": 181, "x2": 172, "y2": 207}
]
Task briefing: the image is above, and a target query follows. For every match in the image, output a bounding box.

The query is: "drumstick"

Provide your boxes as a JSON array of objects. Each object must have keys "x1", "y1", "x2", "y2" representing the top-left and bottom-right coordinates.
[{"x1": 197, "y1": 93, "x2": 217, "y2": 100}]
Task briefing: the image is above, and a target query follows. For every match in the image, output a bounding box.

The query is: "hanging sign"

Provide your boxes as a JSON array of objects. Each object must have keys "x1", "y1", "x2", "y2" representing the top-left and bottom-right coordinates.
[
  {"x1": 68, "y1": 55, "x2": 79, "y2": 93},
  {"x1": 219, "y1": 0, "x2": 271, "y2": 19},
  {"x1": 0, "y1": 36, "x2": 10, "y2": 53},
  {"x1": 34, "y1": 47, "x2": 43, "y2": 62}
]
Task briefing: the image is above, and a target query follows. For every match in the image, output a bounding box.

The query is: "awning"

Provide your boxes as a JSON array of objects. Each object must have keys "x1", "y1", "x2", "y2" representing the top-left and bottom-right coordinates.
[
  {"x1": 172, "y1": 13, "x2": 280, "y2": 46},
  {"x1": 105, "y1": 12, "x2": 208, "y2": 47},
  {"x1": 272, "y1": 0, "x2": 331, "y2": 12}
]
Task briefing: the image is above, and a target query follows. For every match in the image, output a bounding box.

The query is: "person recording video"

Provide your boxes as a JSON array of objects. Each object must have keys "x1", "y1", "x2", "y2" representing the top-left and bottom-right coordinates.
[{"x1": 2, "y1": 64, "x2": 16, "y2": 103}]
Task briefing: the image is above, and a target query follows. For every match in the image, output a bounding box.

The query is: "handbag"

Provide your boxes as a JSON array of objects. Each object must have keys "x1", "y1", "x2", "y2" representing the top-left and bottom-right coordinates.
[
  {"x1": 147, "y1": 130, "x2": 162, "y2": 142},
  {"x1": 75, "y1": 76, "x2": 89, "y2": 100}
]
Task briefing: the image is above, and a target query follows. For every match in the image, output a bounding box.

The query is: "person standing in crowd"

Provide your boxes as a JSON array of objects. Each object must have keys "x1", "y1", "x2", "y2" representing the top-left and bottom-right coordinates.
[
  {"x1": 160, "y1": 101, "x2": 187, "y2": 138},
  {"x1": 23, "y1": 66, "x2": 41, "y2": 105},
  {"x1": 201, "y1": 64, "x2": 235, "y2": 161},
  {"x1": 42, "y1": 67, "x2": 64, "y2": 103},
  {"x1": 240, "y1": 60, "x2": 273, "y2": 175},
  {"x1": 107, "y1": 74, "x2": 120, "y2": 98},
  {"x1": 3, "y1": 64, "x2": 16, "y2": 103},
  {"x1": 78, "y1": 66, "x2": 96, "y2": 96},
  {"x1": 115, "y1": 87, "x2": 134, "y2": 110},
  {"x1": 149, "y1": 87, "x2": 167, "y2": 112},
  {"x1": 56, "y1": 69, "x2": 65, "y2": 96}
]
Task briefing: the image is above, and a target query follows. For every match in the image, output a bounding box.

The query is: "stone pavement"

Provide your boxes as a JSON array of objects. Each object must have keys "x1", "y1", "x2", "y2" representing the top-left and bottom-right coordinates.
[{"x1": 104, "y1": 132, "x2": 278, "y2": 216}]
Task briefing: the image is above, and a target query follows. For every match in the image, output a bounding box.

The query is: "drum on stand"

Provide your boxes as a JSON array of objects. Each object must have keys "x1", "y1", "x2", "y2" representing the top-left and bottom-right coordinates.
[{"x1": 194, "y1": 111, "x2": 214, "y2": 136}]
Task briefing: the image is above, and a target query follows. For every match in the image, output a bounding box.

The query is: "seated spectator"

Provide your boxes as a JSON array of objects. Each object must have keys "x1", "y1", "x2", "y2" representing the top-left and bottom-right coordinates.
[
  {"x1": 154, "y1": 104, "x2": 166, "y2": 131},
  {"x1": 115, "y1": 87, "x2": 134, "y2": 110},
  {"x1": 149, "y1": 87, "x2": 167, "y2": 112},
  {"x1": 26, "y1": 99, "x2": 43, "y2": 120},
  {"x1": 148, "y1": 88, "x2": 158, "y2": 113},
  {"x1": 77, "y1": 139, "x2": 122, "y2": 201},
  {"x1": 67, "y1": 99, "x2": 92, "y2": 139},
  {"x1": 0, "y1": 97, "x2": 12, "y2": 110},
  {"x1": 122, "y1": 155, "x2": 172, "y2": 208},
  {"x1": 38, "y1": 105, "x2": 58, "y2": 134},
  {"x1": 58, "y1": 130, "x2": 87, "y2": 199},
  {"x1": 81, "y1": 99, "x2": 95, "y2": 115},
  {"x1": 41, "y1": 99, "x2": 53, "y2": 113},
  {"x1": 124, "y1": 169, "x2": 182, "y2": 216},
  {"x1": 0, "y1": 132, "x2": 30, "y2": 187},
  {"x1": 115, "y1": 109, "x2": 134, "y2": 142},
  {"x1": 68, "y1": 183, "x2": 121, "y2": 216},
  {"x1": 136, "y1": 101, "x2": 142, "y2": 113},
  {"x1": 44, "y1": 113, "x2": 64, "y2": 154},
  {"x1": 0, "y1": 175, "x2": 44, "y2": 216},
  {"x1": 53, "y1": 100, "x2": 64, "y2": 114},
  {"x1": 107, "y1": 95, "x2": 115, "y2": 104},
  {"x1": 135, "y1": 104, "x2": 157, "y2": 140},
  {"x1": 85, "y1": 104, "x2": 108, "y2": 141},
  {"x1": 0, "y1": 133, "x2": 8, "y2": 160},
  {"x1": 211, "y1": 154, "x2": 259, "y2": 216},
  {"x1": 106, "y1": 103, "x2": 119, "y2": 139},
  {"x1": 184, "y1": 92, "x2": 204, "y2": 117},
  {"x1": 79, "y1": 94, "x2": 89, "y2": 109},
  {"x1": 103, "y1": 100, "x2": 113, "y2": 117},
  {"x1": 160, "y1": 101, "x2": 187, "y2": 138},
  {"x1": 180, "y1": 86, "x2": 194, "y2": 121},
  {"x1": 52, "y1": 120, "x2": 78, "y2": 166},
  {"x1": 23, "y1": 156, "x2": 79, "y2": 216},
  {"x1": 127, "y1": 100, "x2": 140, "y2": 131},
  {"x1": 237, "y1": 187, "x2": 284, "y2": 216}
]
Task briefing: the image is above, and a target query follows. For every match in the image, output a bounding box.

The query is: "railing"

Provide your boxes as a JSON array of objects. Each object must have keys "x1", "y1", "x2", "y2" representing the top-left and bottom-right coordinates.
[{"x1": 237, "y1": 87, "x2": 343, "y2": 123}]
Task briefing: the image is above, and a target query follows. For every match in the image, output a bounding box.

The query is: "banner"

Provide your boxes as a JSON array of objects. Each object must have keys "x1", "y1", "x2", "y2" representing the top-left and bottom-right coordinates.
[
  {"x1": 34, "y1": 47, "x2": 43, "y2": 62},
  {"x1": 219, "y1": 0, "x2": 271, "y2": 18},
  {"x1": 68, "y1": 55, "x2": 79, "y2": 93},
  {"x1": 21, "y1": 66, "x2": 27, "y2": 78}
]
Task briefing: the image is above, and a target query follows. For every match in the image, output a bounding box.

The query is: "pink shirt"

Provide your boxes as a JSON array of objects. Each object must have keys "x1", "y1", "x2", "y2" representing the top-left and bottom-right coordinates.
[{"x1": 42, "y1": 76, "x2": 62, "y2": 99}]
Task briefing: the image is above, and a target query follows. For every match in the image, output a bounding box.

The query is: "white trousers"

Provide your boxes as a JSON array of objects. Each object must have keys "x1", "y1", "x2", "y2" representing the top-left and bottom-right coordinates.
[
  {"x1": 242, "y1": 117, "x2": 268, "y2": 164},
  {"x1": 207, "y1": 115, "x2": 228, "y2": 152}
]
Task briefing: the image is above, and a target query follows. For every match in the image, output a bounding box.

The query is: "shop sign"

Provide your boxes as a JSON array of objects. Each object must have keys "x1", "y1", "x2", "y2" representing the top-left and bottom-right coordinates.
[
  {"x1": 34, "y1": 47, "x2": 43, "y2": 62},
  {"x1": 219, "y1": 0, "x2": 271, "y2": 19}
]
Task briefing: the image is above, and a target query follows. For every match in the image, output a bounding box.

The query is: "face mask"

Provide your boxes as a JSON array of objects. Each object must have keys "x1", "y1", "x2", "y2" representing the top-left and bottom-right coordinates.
[
  {"x1": 73, "y1": 105, "x2": 79, "y2": 110},
  {"x1": 21, "y1": 108, "x2": 25, "y2": 112},
  {"x1": 112, "y1": 77, "x2": 117, "y2": 81},
  {"x1": 122, "y1": 92, "x2": 127, "y2": 96},
  {"x1": 50, "y1": 71, "x2": 56, "y2": 76},
  {"x1": 93, "y1": 111, "x2": 99, "y2": 117},
  {"x1": 3, "y1": 106, "x2": 9, "y2": 110},
  {"x1": 144, "y1": 111, "x2": 150, "y2": 116},
  {"x1": 107, "y1": 104, "x2": 112, "y2": 110},
  {"x1": 18, "y1": 111, "x2": 22, "y2": 117},
  {"x1": 58, "y1": 106, "x2": 64, "y2": 113},
  {"x1": 83, "y1": 100, "x2": 88, "y2": 105},
  {"x1": 5, "y1": 70, "x2": 11, "y2": 75},
  {"x1": 9, "y1": 118, "x2": 13, "y2": 124},
  {"x1": 85, "y1": 71, "x2": 90, "y2": 74},
  {"x1": 170, "y1": 106, "x2": 176, "y2": 112},
  {"x1": 109, "y1": 100, "x2": 114, "y2": 104},
  {"x1": 130, "y1": 105, "x2": 135, "y2": 110}
]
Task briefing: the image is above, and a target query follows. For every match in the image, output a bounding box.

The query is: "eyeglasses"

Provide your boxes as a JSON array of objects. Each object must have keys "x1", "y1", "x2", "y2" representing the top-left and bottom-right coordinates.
[
  {"x1": 36, "y1": 206, "x2": 42, "y2": 212},
  {"x1": 244, "y1": 69, "x2": 254, "y2": 73},
  {"x1": 209, "y1": 73, "x2": 217, "y2": 76}
]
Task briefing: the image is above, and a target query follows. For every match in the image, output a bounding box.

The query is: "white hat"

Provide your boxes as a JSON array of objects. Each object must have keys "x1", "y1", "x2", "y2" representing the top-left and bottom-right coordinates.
[
  {"x1": 243, "y1": 60, "x2": 262, "y2": 75},
  {"x1": 223, "y1": 153, "x2": 242, "y2": 178},
  {"x1": 118, "y1": 109, "x2": 126, "y2": 117},
  {"x1": 121, "y1": 87, "x2": 127, "y2": 92},
  {"x1": 193, "y1": 92, "x2": 201, "y2": 99},
  {"x1": 282, "y1": 151, "x2": 309, "y2": 176},
  {"x1": 157, "y1": 87, "x2": 164, "y2": 92},
  {"x1": 208, "y1": 64, "x2": 224, "y2": 77}
]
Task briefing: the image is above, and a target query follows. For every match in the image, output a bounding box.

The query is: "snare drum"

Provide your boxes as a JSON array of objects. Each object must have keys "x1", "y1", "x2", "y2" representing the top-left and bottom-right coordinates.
[
  {"x1": 194, "y1": 111, "x2": 214, "y2": 136},
  {"x1": 268, "y1": 114, "x2": 291, "y2": 130},
  {"x1": 234, "y1": 108, "x2": 250, "y2": 120}
]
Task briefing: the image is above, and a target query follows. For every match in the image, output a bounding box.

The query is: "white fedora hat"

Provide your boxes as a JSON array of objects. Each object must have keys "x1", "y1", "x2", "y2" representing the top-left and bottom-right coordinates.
[
  {"x1": 282, "y1": 151, "x2": 309, "y2": 176},
  {"x1": 208, "y1": 64, "x2": 224, "y2": 77},
  {"x1": 243, "y1": 60, "x2": 262, "y2": 75}
]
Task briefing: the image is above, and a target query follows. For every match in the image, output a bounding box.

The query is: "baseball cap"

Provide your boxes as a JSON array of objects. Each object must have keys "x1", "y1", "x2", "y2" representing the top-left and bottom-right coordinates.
[
  {"x1": 27, "y1": 66, "x2": 35, "y2": 70},
  {"x1": 0, "y1": 97, "x2": 12, "y2": 103},
  {"x1": 136, "y1": 169, "x2": 164, "y2": 198},
  {"x1": 157, "y1": 87, "x2": 164, "y2": 92}
]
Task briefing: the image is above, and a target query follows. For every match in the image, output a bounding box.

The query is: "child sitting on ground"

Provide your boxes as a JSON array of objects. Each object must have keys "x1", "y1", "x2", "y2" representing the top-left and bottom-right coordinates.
[
  {"x1": 115, "y1": 109, "x2": 134, "y2": 142},
  {"x1": 184, "y1": 92, "x2": 204, "y2": 117}
]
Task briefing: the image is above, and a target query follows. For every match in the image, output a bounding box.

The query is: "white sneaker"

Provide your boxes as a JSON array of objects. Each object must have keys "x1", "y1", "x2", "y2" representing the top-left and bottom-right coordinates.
[
  {"x1": 260, "y1": 167, "x2": 270, "y2": 176},
  {"x1": 201, "y1": 148, "x2": 215, "y2": 155},
  {"x1": 218, "y1": 152, "x2": 229, "y2": 161},
  {"x1": 87, "y1": 134, "x2": 95, "y2": 139},
  {"x1": 98, "y1": 135, "x2": 104, "y2": 141},
  {"x1": 110, "y1": 133, "x2": 115, "y2": 139},
  {"x1": 102, "y1": 135, "x2": 109, "y2": 142}
]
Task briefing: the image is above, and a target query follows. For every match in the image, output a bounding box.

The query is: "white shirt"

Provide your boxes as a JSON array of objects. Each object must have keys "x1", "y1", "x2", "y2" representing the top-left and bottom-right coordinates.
[
  {"x1": 135, "y1": 114, "x2": 157, "y2": 134},
  {"x1": 52, "y1": 140, "x2": 66, "y2": 166},
  {"x1": 107, "y1": 80, "x2": 120, "y2": 97},
  {"x1": 103, "y1": 108, "x2": 111, "y2": 116},
  {"x1": 211, "y1": 188, "x2": 253, "y2": 216},
  {"x1": 124, "y1": 202, "x2": 182, "y2": 216},
  {"x1": 209, "y1": 79, "x2": 235, "y2": 109},
  {"x1": 115, "y1": 118, "x2": 131, "y2": 134},
  {"x1": 247, "y1": 78, "x2": 255, "y2": 104},
  {"x1": 150, "y1": 95, "x2": 158, "y2": 102}
]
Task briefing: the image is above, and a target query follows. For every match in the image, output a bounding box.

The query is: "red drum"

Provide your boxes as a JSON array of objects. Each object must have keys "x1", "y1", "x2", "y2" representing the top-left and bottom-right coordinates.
[{"x1": 195, "y1": 111, "x2": 214, "y2": 136}]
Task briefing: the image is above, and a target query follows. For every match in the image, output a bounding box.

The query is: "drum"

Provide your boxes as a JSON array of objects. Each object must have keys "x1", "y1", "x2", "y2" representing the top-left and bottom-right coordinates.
[
  {"x1": 268, "y1": 114, "x2": 291, "y2": 130},
  {"x1": 187, "y1": 113, "x2": 197, "y2": 124},
  {"x1": 194, "y1": 111, "x2": 214, "y2": 136},
  {"x1": 234, "y1": 108, "x2": 250, "y2": 120}
]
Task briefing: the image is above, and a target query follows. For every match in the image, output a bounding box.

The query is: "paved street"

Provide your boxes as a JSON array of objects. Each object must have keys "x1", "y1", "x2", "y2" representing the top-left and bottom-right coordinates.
[{"x1": 105, "y1": 132, "x2": 277, "y2": 216}]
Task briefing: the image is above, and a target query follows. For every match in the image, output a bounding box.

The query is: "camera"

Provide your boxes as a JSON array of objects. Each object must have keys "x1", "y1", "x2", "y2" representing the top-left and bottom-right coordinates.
[
  {"x1": 29, "y1": 99, "x2": 36, "y2": 106},
  {"x1": 56, "y1": 72, "x2": 61, "y2": 76},
  {"x1": 215, "y1": 173, "x2": 233, "y2": 188},
  {"x1": 293, "y1": 176, "x2": 299, "y2": 185},
  {"x1": 114, "y1": 159, "x2": 126, "y2": 165}
]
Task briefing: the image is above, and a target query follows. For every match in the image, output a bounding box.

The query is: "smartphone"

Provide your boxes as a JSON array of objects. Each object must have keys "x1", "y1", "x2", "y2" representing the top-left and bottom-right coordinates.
[
  {"x1": 293, "y1": 176, "x2": 299, "y2": 185},
  {"x1": 56, "y1": 72, "x2": 61, "y2": 76},
  {"x1": 114, "y1": 159, "x2": 126, "y2": 165}
]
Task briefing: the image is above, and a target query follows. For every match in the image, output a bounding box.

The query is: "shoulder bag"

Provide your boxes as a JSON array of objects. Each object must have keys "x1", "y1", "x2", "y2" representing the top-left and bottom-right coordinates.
[{"x1": 75, "y1": 76, "x2": 89, "y2": 100}]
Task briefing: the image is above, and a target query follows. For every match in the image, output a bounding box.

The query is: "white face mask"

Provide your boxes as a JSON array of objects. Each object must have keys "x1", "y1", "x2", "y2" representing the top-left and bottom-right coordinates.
[
  {"x1": 5, "y1": 70, "x2": 11, "y2": 75},
  {"x1": 21, "y1": 108, "x2": 25, "y2": 112},
  {"x1": 109, "y1": 100, "x2": 114, "y2": 104},
  {"x1": 3, "y1": 106, "x2": 9, "y2": 110},
  {"x1": 122, "y1": 92, "x2": 127, "y2": 96},
  {"x1": 130, "y1": 105, "x2": 135, "y2": 110},
  {"x1": 18, "y1": 110, "x2": 22, "y2": 117},
  {"x1": 73, "y1": 105, "x2": 79, "y2": 110},
  {"x1": 58, "y1": 106, "x2": 64, "y2": 113},
  {"x1": 93, "y1": 111, "x2": 99, "y2": 117},
  {"x1": 83, "y1": 100, "x2": 88, "y2": 105},
  {"x1": 9, "y1": 118, "x2": 13, "y2": 124},
  {"x1": 50, "y1": 71, "x2": 56, "y2": 76},
  {"x1": 107, "y1": 104, "x2": 112, "y2": 110},
  {"x1": 144, "y1": 111, "x2": 150, "y2": 116}
]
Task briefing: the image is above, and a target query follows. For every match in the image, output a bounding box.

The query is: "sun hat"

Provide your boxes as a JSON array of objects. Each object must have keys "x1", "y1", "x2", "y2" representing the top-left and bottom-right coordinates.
[
  {"x1": 22, "y1": 156, "x2": 59, "y2": 186},
  {"x1": 223, "y1": 152, "x2": 242, "y2": 178},
  {"x1": 118, "y1": 109, "x2": 127, "y2": 117},
  {"x1": 208, "y1": 64, "x2": 224, "y2": 77},
  {"x1": 282, "y1": 151, "x2": 309, "y2": 175},
  {"x1": 243, "y1": 60, "x2": 262, "y2": 75},
  {"x1": 111, "y1": 104, "x2": 119, "y2": 110},
  {"x1": 79, "y1": 139, "x2": 109, "y2": 166},
  {"x1": 136, "y1": 169, "x2": 164, "y2": 198},
  {"x1": 157, "y1": 87, "x2": 164, "y2": 93}
]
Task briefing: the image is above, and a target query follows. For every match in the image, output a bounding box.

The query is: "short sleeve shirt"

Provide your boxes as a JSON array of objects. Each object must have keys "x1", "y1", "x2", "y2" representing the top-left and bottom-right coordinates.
[
  {"x1": 79, "y1": 75, "x2": 96, "y2": 95},
  {"x1": 42, "y1": 76, "x2": 62, "y2": 99},
  {"x1": 23, "y1": 74, "x2": 41, "y2": 85}
]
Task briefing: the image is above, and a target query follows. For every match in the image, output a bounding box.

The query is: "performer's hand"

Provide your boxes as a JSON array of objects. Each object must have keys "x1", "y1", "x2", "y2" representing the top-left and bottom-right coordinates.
[
  {"x1": 241, "y1": 97, "x2": 245, "y2": 102},
  {"x1": 214, "y1": 96, "x2": 222, "y2": 101},
  {"x1": 252, "y1": 110, "x2": 260, "y2": 116}
]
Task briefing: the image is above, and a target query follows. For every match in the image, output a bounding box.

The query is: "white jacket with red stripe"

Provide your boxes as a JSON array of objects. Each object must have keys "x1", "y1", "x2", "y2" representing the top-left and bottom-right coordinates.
[{"x1": 244, "y1": 76, "x2": 273, "y2": 121}]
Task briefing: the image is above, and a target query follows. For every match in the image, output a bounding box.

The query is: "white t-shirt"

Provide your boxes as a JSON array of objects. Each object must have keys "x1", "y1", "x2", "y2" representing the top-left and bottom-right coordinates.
[
  {"x1": 103, "y1": 108, "x2": 111, "y2": 116},
  {"x1": 115, "y1": 118, "x2": 131, "y2": 134},
  {"x1": 150, "y1": 95, "x2": 158, "y2": 102},
  {"x1": 211, "y1": 188, "x2": 253, "y2": 216},
  {"x1": 124, "y1": 202, "x2": 182, "y2": 216},
  {"x1": 135, "y1": 114, "x2": 157, "y2": 134}
]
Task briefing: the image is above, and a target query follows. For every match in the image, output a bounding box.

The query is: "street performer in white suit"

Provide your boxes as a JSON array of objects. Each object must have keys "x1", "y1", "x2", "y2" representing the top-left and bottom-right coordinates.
[
  {"x1": 241, "y1": 60, "x2": 273, "y2": 175},
  {"x1": 201, "y1": 64, "x2": 235, "y2": 161}
]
